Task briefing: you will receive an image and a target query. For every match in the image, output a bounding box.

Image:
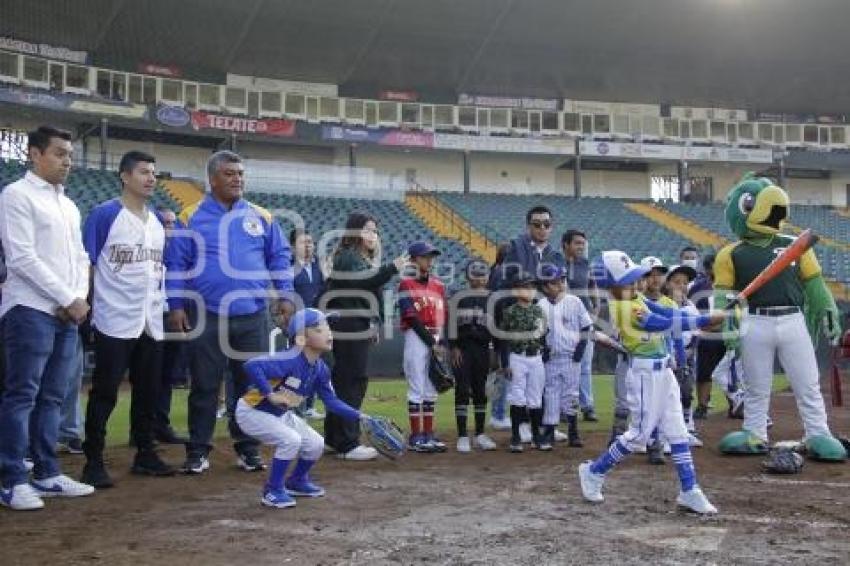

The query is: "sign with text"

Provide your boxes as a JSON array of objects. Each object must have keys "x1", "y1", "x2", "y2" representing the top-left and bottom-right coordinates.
[
  {"x1": 0, "y1": 36, "x2": 88, "y2": 64},
  {"x1": 190, "y1": 111, "x2": 296, "y2": 136},
  {"x1": 579, "y1": 141, "x2": 773, "y2": 163}
]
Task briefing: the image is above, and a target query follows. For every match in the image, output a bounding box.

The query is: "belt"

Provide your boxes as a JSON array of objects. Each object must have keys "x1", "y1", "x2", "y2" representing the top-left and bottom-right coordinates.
[
  {"x1": 630, "y1": 356, "x2": 668, "y2": 371},
  {"x1": 747, "y1": 306, "x2": 800, "y2": 317},
  {"x1": 511, "y1": 347, "x2": 541, "y2": 357}
]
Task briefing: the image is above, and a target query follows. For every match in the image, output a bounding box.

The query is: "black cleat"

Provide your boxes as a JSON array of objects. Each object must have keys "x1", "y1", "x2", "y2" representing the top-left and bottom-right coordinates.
[
  {"x1": 132, "y1": 450, "x2": 176, "y2": 477},
  {"x1": 81, "y1": 461, "x2": 114, "y2": 489}
]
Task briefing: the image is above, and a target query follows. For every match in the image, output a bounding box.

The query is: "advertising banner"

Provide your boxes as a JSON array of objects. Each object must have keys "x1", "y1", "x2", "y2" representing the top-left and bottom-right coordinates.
[{"x1": 190, "y1": 111, "x2": 295, "y2": 136}]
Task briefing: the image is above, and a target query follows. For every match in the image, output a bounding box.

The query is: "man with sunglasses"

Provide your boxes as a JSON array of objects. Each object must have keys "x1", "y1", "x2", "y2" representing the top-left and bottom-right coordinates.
[
  {"x1": 496, "y1": 206, "x2": 565, "y2": 288},
  {"x1": 490, "y1": 205, "x2": 564, "y2": 444}
]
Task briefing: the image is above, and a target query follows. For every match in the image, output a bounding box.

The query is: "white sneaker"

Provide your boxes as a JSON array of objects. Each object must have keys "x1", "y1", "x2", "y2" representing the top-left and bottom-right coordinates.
[
  {"x1": 474, "y1": 434, "x2": 497, "y2": 451},
  {"x1": 687, "y1": 433, "x2": 704, "y2": 448},
  {"x1": 23, "y1": 459, "x2": 34, "y2": 472},
  {"x1": 337, "y1": 445, "x2": 378, "y2": 461},
  {"x1": 0, "y1": 483, "x2": 44, "y2": 511},
  {"x1": 304, "y1": 408, "x2": 325, "y2": 420},
  {"x1": 632, "y1": 443, "x2": 647, "y2": 454},
  {"x1": 456, "y1": 436, "x2": 471, "y2": 453},
  {"x1": 489, "y1": 417, "x2": 512, "y2": 431},
  {"x1": 31, "y1": 475, "x2": 95, "y2": 498},
  {"x1": 519, "y1": 423, "x2": 533, "y2": 444},
  {"x1": 578, "y1": 461, "x2": 605, "y2": 503},
  {"x1": 553, "y1": 429, "x2": 568, "y2": 442},
  {"x1": 676, "y1": 486, "x2": 718, "y2": 515},
  {"x1": 662, "y1": 441, "x2": 672, "y2": 455}
]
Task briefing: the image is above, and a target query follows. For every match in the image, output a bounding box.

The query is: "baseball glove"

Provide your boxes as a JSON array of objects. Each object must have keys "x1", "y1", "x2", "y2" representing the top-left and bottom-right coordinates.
[
  {"x1": 429, "y1": 352, "x2": 455, "y2": 393},
  {"x1": 362, "y1": 416, "x2": 406, "y2": 460},
  {"x1": 762, "y1": 447, "x2": 804, "y2": 474},
  {"x1": 485, "y1": 370, "x2": 507, "y2": 400}
]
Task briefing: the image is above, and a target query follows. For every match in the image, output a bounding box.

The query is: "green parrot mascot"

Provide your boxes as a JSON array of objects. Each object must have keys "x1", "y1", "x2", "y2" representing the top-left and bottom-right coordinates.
[{"x1": 715, "y1": 174, "x2": 846, "y2": 461}]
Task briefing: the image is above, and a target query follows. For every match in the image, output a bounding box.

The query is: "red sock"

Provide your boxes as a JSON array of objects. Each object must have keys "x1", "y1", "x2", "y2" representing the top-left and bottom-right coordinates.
[
  {"x1": 408, "y1": 402, "x2": 421, "y2": 437},
  {"x1": 423, "y1": 401, "x2": 435, "y2": 436}
]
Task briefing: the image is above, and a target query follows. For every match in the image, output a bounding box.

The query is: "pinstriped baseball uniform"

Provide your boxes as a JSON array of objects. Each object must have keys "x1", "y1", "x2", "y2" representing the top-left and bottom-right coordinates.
[{"x1": 541, "y1": 294, "x2": 592, "y2": 425}]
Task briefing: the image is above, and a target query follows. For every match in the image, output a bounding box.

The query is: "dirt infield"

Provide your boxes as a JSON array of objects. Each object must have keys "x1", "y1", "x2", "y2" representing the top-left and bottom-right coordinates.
[{"x1": 4, "y1": 389, "x2": 850, "y2": 566}]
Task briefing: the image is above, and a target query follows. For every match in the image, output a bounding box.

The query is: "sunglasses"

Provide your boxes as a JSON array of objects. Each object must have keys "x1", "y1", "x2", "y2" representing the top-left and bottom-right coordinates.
[{"x1": 530, "y1": 221, "x2": 552, "y2": 229}]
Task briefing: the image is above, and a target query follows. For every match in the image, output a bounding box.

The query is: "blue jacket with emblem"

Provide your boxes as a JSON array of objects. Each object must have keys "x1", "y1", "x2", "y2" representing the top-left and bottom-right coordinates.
[
  {"x1": 242, "y1": 350, "x2": 361, "y2": 420},
  {"x1": 164, "y1": 194, "x2": 293, "y2": 316}
]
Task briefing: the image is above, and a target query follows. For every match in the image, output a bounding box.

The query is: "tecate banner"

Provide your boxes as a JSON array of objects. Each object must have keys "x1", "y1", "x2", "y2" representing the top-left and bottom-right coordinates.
[{"x1": 190, "y1": 111, "x2": 296, "y2": 136}]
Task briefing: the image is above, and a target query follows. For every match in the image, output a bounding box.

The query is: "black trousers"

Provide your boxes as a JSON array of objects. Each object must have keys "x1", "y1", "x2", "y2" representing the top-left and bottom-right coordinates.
[
  {"x1": 186, "y1": 310, "x2": 268, "y2": 456},
  {"x1": 324, "y1": 317, "x2": 372, "y2": 453},
  {"x1": 84, "y1": 329, "x2": 163, "y2": 459},
  {"x1": 696, "y1": 338, "x2": 725, "y2": 384},
  {"x1": 154, "y1": 338, "x2": 189, "y2": 431},
  {"x1": 454, "y1": 341, "x2": 489, "y2": 408}
]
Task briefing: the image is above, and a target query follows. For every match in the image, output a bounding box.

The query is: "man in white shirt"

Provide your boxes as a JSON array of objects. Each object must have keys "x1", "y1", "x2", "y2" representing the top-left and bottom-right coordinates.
[
  {"x1": 80, "y1": 151, "x2": 176, "y2": 488},
  {"x1": 0, "y1": 125, "x2": 95, "y2": 511}
]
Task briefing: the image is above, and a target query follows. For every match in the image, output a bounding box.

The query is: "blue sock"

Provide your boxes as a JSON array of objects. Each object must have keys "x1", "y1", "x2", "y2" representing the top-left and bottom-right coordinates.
[
  {"x1": 266, "y1": 458, "x2": 290, "y2": 491},
  {"x1": 288, "y1": 458, "x2": 317, "y2": 484},
  {"x1": 590, "y1": 440, "x2": 631, "y2": 475},
  {"x1": 670, "y1": 442, "x2": 696, "y2": 492},
  {"x1": 649, "y1": 427, "x2": 660, "y2": 447}
]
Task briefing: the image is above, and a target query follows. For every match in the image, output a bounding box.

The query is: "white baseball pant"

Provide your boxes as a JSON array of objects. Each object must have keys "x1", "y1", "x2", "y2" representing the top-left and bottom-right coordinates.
[
  {"x1": 235, "y1": 399, "x2": 324, "y2": 461},
  {"x1": 740, "y1": 312, "x2": 831, "y2": 442},
  {"x1": 543, "y1": 355, "x2": 581, "y2": 425},
  {"x1": 507, "y1": 352, "x2": 545, "y2": 408},
  {"x1": 613, "y1": 355, "x2": 630, "y2": 417},
  {"x1": 404, "y1": 330, "x2": 438, "y2": 404},
  {"x1": 620, "y1": 357, "x2": 689, "y2": 449},
  {"x1": 712, "y1": 349, "x2": 743, "y2": 393}
]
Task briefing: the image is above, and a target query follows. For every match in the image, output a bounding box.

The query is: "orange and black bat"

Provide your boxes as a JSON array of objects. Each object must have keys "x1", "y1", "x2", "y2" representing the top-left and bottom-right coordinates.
[{"x1": 726, "y1": 229, "x2": 819, "y2": 309}]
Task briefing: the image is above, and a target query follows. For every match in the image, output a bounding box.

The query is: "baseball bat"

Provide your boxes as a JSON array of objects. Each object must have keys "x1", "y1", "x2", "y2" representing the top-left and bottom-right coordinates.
[
  {"x1": 830, "y1": 335, "x2": 844, "y2": 407},
  {"x1": 830, "y1": 357, "x2": 843, "y2": 407},
  {"x1": 726, "y1": 228, "x2": 819, "y2": 309}
]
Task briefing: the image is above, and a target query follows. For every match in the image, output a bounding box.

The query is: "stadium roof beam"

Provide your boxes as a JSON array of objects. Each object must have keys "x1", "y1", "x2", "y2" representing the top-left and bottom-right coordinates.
[
  {"x1": 455, "y1": 0, "x2": 514, "y2": 92},
  {"x1": 89, "y1": 0, "x2": 128, "y2": 52},
  {"x1": 338, "y1": 0, "x2": 397, "y2": 85},
  {"x1": 221, "y1": 0, "x2": 268, "y2": 71}
]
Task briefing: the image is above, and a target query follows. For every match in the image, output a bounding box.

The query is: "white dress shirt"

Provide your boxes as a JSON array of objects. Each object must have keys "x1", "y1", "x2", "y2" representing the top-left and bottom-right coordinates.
[{"x1": 0, "y1": 171, "x2": 89, "y2": 318}]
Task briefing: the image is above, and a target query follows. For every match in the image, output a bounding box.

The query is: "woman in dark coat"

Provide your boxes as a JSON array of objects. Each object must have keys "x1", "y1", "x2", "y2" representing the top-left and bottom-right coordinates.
[{"x1": 323, "y1": 212, "x2": 408, "y2": 460}]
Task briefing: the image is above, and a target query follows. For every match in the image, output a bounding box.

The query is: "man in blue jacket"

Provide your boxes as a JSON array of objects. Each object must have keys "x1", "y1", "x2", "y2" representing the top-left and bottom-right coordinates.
[
  {"x1": 488, "y1": 205, "x2": 564, "y2": 443},
  {"x1": 490, "y1": 205, "x2": 565, "y2": 291},
  {"x1": 165, "y1": 150, "x2": 294, "y2": 475}
]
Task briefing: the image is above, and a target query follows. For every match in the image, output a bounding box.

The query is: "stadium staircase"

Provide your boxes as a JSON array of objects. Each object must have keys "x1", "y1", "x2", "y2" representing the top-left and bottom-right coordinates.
[
  {"x1": 405, "y1": 191, "x2": 497, "y2": 263},
  {"x1": 162, "y1": 178, "x2": 204, "y2": 210},
  {"x1": 624, "y1": 201, "x2": 726, "y2": 248}
]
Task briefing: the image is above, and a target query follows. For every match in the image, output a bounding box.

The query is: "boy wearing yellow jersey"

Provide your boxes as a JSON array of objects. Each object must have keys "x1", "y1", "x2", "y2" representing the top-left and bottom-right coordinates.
[
  {"x1": 579, "y1": 251, "x2": 724, "y2": 515},
  {"x1": 639, "y1": 256, "x2": 679, "y2": 464}
]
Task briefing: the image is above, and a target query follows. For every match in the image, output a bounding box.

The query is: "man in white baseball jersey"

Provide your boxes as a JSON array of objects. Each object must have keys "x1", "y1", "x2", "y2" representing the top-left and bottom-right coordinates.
[
  {"x1": 80, "y1": 151, "x2": 176, "y2": 488},
  {"x1": 538, "y1": 265, "x2": 593, "y2": 447}
]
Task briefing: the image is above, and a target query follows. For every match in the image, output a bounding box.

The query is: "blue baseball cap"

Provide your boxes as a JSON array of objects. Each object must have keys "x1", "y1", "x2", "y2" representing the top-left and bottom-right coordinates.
[
  {"x1": 287, "y1": 308, "x2": 338, "y2": 336},
  {"x1": 538, "y1": 264, "x2": 567, "y2": 282},
  {"x1": 408, "y1": 241, "x2": 441, "y2": 258},
  {"x1": 591, "y1": 251, "x2": 650, "y2": 289}
]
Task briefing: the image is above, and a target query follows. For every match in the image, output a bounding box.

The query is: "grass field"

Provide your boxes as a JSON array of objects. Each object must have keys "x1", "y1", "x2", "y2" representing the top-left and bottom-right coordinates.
[{"x1": 96, "y1": 374, "x2": 789, "y2": 446}]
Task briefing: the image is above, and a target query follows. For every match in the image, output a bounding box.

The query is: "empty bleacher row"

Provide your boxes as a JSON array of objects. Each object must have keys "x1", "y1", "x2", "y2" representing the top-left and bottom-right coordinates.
[
  {"x1": 0, "y1": 160, "x2": 474, "y2": 290},
  {"x1": 437, "y1": 192, "x2": 694, "y2": 262},
  {"x1": 0, "y1": 159, "x2": 180, "y2": 218},
  {"x1": 245, "y1": 192, "x2": 473, "y2": 290},
  {"x1": 656, "y1": 201, "x2": 850, "y2": 284},
  {"x1": 437, "y1": 191, "x2": 850, "y2": 285}
]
